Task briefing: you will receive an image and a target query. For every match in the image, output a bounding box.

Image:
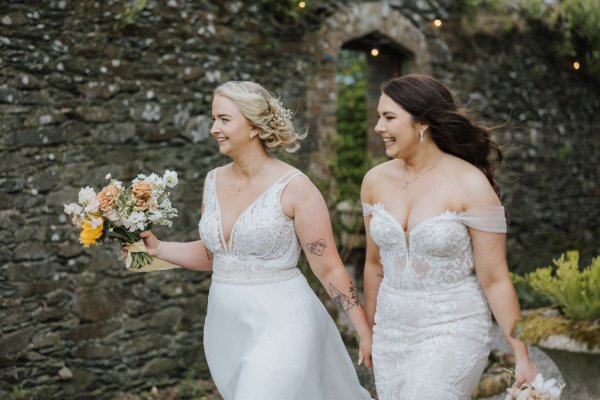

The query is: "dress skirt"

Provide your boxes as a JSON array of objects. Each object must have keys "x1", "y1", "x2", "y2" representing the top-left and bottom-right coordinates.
[
  {"x1": 372, "y1": 277, "x2": 492, "y2": 400},
  {"x1": 204, "y1": 274, "x2": 372, "y2": 400}
]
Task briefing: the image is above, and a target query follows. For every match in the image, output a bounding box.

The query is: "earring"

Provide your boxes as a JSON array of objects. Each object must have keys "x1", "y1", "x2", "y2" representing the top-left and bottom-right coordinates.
[{"x1": 419, "y1": 128, "x2": 425, "y2": 144}]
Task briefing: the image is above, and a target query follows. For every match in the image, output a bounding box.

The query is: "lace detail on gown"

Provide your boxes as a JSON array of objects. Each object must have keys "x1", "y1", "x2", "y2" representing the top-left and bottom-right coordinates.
[
  {"x1": 363, "y1": 203, "x2": 506, "y2": 400},
  {"x1": 199, "y1": 169, "x2": 303, "y2": 284}
]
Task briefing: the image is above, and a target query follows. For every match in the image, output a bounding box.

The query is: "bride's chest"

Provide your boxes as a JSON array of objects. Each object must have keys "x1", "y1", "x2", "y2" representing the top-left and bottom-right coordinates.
[{"x1": 370, "y1": 213, "x2": 471, "y2": 257}]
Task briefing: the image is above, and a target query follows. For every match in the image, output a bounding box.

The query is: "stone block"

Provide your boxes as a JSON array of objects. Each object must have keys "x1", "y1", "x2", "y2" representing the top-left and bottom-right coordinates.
[
  {"x1": 74, "y1": 287, "x2": 124, "y2": 321},
  {"x1": 141, "y1": 357, "x2": 179, "y2": 377},
  {"x1": 150, "y1": 306, "x2": 183, "y2": 332},
  {"x1": 0, "y1": 327, "x2": 34, "y2": 355}
]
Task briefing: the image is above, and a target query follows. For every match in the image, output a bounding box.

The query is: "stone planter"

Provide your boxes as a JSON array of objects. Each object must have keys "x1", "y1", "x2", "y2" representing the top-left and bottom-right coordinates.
[{"x1": 515, "y1": 309, "x2": 600, "y2": 400}]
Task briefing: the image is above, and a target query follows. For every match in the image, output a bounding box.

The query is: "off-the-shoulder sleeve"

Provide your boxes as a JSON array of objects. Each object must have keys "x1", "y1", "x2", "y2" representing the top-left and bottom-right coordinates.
[{"x1": 459, "y1": 206, "x2": 507, "y2": 233}]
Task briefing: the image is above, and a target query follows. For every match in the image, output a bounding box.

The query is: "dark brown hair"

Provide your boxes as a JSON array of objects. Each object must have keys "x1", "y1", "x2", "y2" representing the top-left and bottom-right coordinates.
[{"x1": 381, "y1": 74, "x2": 503, "y2": 196}]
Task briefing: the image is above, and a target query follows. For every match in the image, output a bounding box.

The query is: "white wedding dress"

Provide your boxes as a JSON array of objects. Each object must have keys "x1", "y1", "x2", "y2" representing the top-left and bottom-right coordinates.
[
  {"x1": 363, "y1": 203, "x2": 507, "y2": 400},
  {"x1": 198, "y1": 168, "x2": 371, "y2": 400}
]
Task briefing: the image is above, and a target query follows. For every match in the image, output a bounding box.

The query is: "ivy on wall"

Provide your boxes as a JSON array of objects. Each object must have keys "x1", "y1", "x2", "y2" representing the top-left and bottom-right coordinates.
[
  {"x1": 333, "y1": 49, "x2": 369, "y2": 203},
  {"x1": 454, "y1": 0, "x2": 600, "y2": 81}
]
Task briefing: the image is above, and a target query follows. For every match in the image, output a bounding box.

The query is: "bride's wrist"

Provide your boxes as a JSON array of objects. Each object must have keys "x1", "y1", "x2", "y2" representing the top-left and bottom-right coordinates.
[{"x1": 156, "y1": 240, "x2": 162, "y2": 258}]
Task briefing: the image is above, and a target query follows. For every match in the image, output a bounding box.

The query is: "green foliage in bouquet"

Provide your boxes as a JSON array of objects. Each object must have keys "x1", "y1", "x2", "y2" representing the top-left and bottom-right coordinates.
[{"x1": 524, "y1": 250, "x2": 600, "y2": 320}]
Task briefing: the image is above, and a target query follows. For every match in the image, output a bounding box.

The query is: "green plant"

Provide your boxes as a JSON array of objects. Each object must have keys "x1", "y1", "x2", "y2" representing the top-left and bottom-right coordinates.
[
  {"x1": 119, "y1": 0, "x2": 148, "y2": 28},
  {"x1": 524, "y1": 250, "x2": 600, "y2": 320},
  {"x1": 333, "y1": 49, "x2": 369, "y2": 203},
  {"x1": 510, "y1": 272, "x2": 554, "y2": 310},
  {"x1": 177, "y1": 368, "x2": 207, "y2": 398},
  {"x1": 520, "y1": 0, "x2": 600, "y2": 80}
]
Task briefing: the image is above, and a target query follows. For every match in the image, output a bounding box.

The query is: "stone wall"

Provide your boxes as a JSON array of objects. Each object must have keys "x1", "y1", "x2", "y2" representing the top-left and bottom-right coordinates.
[{"x1": 0, "y1": 1, "x2": 598, "y2": 399}]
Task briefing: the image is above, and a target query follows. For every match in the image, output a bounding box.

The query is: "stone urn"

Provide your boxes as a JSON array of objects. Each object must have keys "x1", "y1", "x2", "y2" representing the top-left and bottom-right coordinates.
[{"x1": 514, "y1": 309, "x2": 600, "y2": 400}]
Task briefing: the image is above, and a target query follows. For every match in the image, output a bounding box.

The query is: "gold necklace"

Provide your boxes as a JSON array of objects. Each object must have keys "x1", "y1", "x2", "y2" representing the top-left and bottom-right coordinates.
[
  {"x1": 231, "y1": 158, "x2": 270, "y2": 192},
  {"x1": 401, "y1": 154, "x2": 444, "y2": 189}
]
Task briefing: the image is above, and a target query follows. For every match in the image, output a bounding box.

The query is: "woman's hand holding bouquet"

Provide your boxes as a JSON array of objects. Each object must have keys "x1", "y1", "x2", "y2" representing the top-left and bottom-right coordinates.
[{"x1": 64, "y1": 170, "x2": 180, "y2": 271}]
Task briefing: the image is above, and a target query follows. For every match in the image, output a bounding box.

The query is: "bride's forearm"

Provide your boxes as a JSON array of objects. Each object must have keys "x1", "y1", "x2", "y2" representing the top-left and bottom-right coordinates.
[
  {"x1": 156, "y1": 240, "x2": 213, "y2": 271},
  {"x1": 320, "y1": 267, "x2": 372, "y2": 339},
  {"x1": 483, "y1": 278, "x2": 530, "y2": 360}
]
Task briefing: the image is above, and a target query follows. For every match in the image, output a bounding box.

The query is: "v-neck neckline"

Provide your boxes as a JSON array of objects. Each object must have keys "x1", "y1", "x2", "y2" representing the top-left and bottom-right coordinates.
[{"x1": 213, "y1": 168, "x2": 295, "y2": 252}]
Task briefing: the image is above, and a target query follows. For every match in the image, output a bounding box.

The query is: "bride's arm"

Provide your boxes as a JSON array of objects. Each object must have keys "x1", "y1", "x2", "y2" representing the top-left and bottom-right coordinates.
[
  {"x1": 464, "y1": 171, "x2": 537, "y2": 387},
  {"x1": 362, "y1": 223, "x2": 383, "y2": 329},
  {"x1": 141, "y1": 231, "x2": 213, "y2": 272},
  {"x1": 361, "y1": 171, "x2": 383, "y2": 329},
  {"x1": 283, "y1": 175, "x2": 373, "y2": 369}
]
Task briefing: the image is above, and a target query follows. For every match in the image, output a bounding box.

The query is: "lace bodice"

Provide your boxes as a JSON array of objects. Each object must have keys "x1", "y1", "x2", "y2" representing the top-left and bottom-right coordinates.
[
  {"x1": 363, "y1": 203, "x2": 506, "y2": 291},
  {"x1": 199, "y1": 169, "x2": 303, "y2": 284}
]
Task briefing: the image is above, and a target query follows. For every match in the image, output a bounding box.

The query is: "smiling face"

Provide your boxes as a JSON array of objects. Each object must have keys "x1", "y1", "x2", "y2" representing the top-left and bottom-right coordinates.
[
  {"x1": 210, "y1": 94, "x2": 258, "y2": 157},
  {"x1": 375, "y1": 93, "x2": 423, "y2": 159}
]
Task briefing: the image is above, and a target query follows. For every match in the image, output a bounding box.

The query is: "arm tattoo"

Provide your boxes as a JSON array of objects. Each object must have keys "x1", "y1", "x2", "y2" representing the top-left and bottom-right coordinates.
[
  {"x1": 306, "y1": 239, "x2": 327, "y2": 256},
  {"x1": 329, "y1": 282, "x2": 361, "y2": 314}
]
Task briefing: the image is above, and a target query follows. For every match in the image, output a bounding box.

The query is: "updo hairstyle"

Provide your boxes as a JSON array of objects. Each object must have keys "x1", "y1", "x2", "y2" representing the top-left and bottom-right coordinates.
[{"x1": 213, "y1": 81, "x2": 305, "y2": 153}]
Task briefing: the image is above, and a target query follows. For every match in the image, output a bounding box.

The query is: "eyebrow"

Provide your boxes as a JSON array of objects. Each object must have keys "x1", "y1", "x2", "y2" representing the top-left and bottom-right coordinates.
[
  {"x1": 213, "y1": 113, "x2": 233, "y2": 118},
  {"x1": 378, "y1": 111, "x2": 397, "y2": 116}
]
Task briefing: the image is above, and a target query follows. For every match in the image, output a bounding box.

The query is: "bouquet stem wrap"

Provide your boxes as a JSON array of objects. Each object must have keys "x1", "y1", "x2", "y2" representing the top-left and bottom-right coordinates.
[{"x1": 126, "y1": 241, "x2": 181, "y2": 272}]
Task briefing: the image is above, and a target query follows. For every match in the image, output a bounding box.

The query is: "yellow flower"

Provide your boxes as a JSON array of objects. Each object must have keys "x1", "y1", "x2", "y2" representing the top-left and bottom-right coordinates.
[{"x1": 79, "y1": 218, "x2": 104, "y2": 247}]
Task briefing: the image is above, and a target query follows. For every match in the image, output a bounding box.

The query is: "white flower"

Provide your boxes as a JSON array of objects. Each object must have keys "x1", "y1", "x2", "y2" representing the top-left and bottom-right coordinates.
[
  {"x1": 505, "y1": 374, "x2": 564, "y2": 400},
  {"x1": 146, "y1": 173, "x2": 162, "y2": 186},
  {"x1": 104, "y1": 209, "x2": 120, "y2": 222},
  {"x1": 163, "y1": 170, "x2": 178, "y2": 188},
  {"x1": 89, "y1": 215, "x2": 103, "y2": 229},
  {"x1": 84, "y1": 197, "x2": 100, "y2": 214},
  {"x1": 148, "y1": 209, "x2": 162, "y2": 222},
  {"x1": 123, "y1": 211, "x2": 146, "y2": 232},
  {"x1": 78, "y1": 186, "x2": 96, "y2": 205},
  {"x1": 71, "y1": 214, "x2": 84, "y2": 227},
  {"x1": 64, "y1": 203, "x2": 83, "y2": 215},
  {"x1": 531, "y1": 374, "x2": 563, "y2": 397},
  {"x1": 105, "y1": 173, "x2": 112, "y2": 180},
  {"x1": 159, "y1": 197, "x2": 172, "y2": 209}
]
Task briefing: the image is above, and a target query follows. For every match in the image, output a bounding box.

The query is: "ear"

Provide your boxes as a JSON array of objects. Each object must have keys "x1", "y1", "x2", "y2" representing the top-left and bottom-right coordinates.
[
  {"x1": 416, "y1": 122, "x2": 429, "y2": 132},
  {"x1": 250, "y1": 125, "x2": 261, "y2": 137}
]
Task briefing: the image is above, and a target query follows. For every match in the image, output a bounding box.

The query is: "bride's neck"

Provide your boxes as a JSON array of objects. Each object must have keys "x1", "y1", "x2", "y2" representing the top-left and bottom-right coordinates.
[
  {"x1": 232, "y1": 152, "x2": 271, "y2": 178},
  {"x1": 402, "y1": 145, "x2": 444, "y2": 174}
]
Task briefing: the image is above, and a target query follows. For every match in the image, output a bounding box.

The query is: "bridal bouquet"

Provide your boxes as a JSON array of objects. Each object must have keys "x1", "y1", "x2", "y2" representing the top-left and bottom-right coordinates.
[
  {"x1": 64, "y1": 170, "x2": 179, "y2": 270},
  {"x1": 504, "y1": 373, "x2": 564, "y2": 400}
]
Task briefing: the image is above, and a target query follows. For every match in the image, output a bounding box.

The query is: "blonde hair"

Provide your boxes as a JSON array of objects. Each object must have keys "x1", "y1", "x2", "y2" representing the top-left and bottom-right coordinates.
[{"x1": 213, "y1": 81, "x2": 305, "y2": 153}]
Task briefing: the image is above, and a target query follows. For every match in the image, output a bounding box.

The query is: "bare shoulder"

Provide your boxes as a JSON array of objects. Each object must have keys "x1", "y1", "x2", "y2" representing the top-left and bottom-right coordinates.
[
  {"x1": 444, "y1": 155, "x2": 501, "y2": 209},
  {"x1": 362, "y1": 160, "x2": 398, "y2": 190}
]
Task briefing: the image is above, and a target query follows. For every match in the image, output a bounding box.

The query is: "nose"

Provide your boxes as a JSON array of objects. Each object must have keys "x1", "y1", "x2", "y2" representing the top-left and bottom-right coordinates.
[
  {"x1": 210, "y1": 120, "x2": 219, "y2": 135},
  {"x1": 374, "y1": 118, "x2": 385, "y2": 134}
]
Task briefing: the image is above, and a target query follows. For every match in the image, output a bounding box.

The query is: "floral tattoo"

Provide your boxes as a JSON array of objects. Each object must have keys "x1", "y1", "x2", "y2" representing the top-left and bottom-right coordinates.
[
  {"x1": 329, "y1": 282, "x2": 361, "y2": 314},
  {"x1": 307, "y1": 239, "x2": 327, "y2": 256}
]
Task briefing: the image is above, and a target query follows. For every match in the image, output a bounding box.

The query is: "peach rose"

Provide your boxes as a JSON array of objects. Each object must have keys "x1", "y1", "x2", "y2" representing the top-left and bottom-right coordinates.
[
  {"x1": 132, "y1": 181, "x2": 153, "y2": 201},
  {"x1": 97, "y1": 184, "x2": 120, "y2": 212}
]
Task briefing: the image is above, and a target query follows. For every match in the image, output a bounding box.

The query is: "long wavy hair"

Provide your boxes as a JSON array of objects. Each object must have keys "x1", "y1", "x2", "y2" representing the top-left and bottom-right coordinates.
[{"x1": 381, "y1": 74, "x2": 503, "y2": 196}]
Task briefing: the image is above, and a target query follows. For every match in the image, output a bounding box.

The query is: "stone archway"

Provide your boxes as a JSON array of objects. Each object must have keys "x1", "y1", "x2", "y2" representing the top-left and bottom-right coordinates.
[{"x1": 304, "y1": 1, "x2": 431, "y2": 174}]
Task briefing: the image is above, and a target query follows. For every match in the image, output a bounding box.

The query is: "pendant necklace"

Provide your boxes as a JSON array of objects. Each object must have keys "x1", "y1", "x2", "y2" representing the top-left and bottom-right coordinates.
[
  {"x1": 402, "y1": 154, "x2": 444, "y2": 189},
  {"x1": 232, "y1": 157, "x2": 270, "y2": 192}
]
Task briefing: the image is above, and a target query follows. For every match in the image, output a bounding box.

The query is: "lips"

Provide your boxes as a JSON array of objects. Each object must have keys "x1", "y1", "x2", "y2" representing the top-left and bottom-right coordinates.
[{"x1": 382, "y1": 137, "x2": 396, "y2": 145}]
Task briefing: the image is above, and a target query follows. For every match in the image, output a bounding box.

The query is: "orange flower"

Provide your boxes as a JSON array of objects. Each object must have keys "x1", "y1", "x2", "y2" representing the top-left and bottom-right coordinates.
[
  {"x1": 97, "y1": 184, "x2": 120, "y2": 212},
  {"x1": 132, "y1": 181, "x2": 153, "y2": 201},
  {"x1": 79, "y1": 218, "x2": 104, "y2": 247}
]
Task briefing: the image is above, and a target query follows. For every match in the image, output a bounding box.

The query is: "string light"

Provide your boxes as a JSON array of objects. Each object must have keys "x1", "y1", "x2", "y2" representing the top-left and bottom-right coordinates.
[
  {"x1": 573, "y1": 61, "x2": 581, "y2": 70},
  {"x1": 298, "y1": 1, "x2": 306, "y2": 8},
  {"x1": 371, "y1": 48, "x2": 379, "y2": 57},
  {"x1": 433, "y1": 19, "x2": 442, "y2": 28}
]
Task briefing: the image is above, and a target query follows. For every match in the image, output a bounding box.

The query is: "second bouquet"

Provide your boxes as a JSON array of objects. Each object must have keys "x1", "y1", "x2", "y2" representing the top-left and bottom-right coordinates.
[{"x1": 64, "y1": 170, "x2": 180, "y2": 271}]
